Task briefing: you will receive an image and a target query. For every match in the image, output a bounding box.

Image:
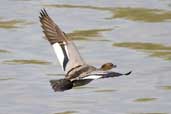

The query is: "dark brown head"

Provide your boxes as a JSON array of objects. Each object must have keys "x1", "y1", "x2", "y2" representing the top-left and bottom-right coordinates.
[{"x1": 100, "y1": 63, "x2": 116, "y2": 71}]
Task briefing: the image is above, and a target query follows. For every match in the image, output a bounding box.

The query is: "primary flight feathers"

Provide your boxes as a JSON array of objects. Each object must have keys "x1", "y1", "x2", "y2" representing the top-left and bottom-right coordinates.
[
  {"x1": 39, "y1": 9, "x2": 85, "y2": 72},
  {"x1": 39, "y1": 9, "x2": 67, "y2": 44}
]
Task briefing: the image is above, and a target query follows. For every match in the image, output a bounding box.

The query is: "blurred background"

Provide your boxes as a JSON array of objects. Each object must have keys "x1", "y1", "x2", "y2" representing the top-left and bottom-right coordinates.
[{"x1": 0, "y1": 0, "x2": 171, "y2": 114}]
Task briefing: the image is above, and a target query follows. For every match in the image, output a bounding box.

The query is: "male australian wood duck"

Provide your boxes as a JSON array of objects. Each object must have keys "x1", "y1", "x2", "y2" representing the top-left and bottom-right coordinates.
[{"x1": 39, "y1": 9, "x2": 132, "y2": 92}]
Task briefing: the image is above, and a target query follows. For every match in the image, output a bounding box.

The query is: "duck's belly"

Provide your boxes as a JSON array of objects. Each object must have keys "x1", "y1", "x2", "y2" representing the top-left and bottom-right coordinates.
[{"x1": 82, "y1": 75, "x2": 102, "y2": 79}]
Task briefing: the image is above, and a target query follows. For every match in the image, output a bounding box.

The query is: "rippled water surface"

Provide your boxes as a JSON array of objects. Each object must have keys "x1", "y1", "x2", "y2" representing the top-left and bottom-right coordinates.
[{"x1": 0, "y1": 0, "x2": 171, "y2": 114}]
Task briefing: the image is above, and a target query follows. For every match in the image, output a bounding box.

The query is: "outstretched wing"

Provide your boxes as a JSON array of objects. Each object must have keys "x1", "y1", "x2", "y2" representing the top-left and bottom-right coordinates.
[{"x1": 39, "y1": 9, "x2": 85, "y2": 73}]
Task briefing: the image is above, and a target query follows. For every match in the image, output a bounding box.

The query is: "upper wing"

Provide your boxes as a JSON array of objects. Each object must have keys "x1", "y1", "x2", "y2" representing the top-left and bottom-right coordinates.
[{"x1": 39, "y1": 9, "x2": 85, "y2": 73}]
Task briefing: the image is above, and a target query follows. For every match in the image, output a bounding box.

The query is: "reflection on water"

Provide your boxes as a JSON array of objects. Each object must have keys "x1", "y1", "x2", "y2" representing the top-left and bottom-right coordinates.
[
  {"x1": 113, "y1": 42, "x2": 171, "y2": 50},
  {"x1": 134, "y1": 98, "x2": 157, "y2": 102},
  {"x1": 46, "y1": 73, "x2": 64, "y2": 77},
  {"x1": 160, "y1": 85, "x2": 171, "y2": 90},
  {"x1": 0, "y1": 49, "x2": 11, "y2": 53},
  {"x1": 54, "y1": 111, "x2": 78, "y2": 114},
  {"x1": 130, "y1": 112, "x2": 167, "y2": 114},
  {"x1": 67, "y1": 28, "x2": 112, "y2": 40},
  {"x1": 0, "y1": 19, "x2": 33, "y2": 29},
  {"x1": 73, "y1": 86, "x2": 95, "y2": 90},
  {"x1": 44, "y1": 4, "x2": 109, "y2": 11},
  {"x1": 2, "y1": 59, "x2": 50, "y2": 65},
  {"x1": 0, "y1": 77, "x2": 15, "y2": 81},
  {"x1": 11, "y1": 0, "x2": 32, "y2": 1},
  {"x1": 113, "y1": 42, "x2": 171, "y2": 60},
  {"x1": 151, "y1": 52, "x2": 171, "y2": 60},
  {"x1": 110, "y1": 8, "x2": 171, "y2": 22},
  {"x1": 44, "y1": 4, "x2": 171, "y2": 22}
]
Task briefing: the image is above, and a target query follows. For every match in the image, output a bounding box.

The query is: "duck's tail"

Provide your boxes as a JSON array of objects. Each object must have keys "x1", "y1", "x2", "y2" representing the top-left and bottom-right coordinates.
[{"x1": 49, "y1": 79, "x2": 73, "y2": 92}]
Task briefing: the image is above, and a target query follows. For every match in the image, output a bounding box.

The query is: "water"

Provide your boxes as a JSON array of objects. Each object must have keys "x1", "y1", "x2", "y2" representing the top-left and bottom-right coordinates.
[{"x1": 0, "y1": 0, "x2": 171, "y2": 114}]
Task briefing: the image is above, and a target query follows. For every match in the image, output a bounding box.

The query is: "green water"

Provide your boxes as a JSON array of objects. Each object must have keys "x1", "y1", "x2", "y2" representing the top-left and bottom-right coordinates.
[{"x1": 113, "y1": 42, "x2": 171, "y2": 60}]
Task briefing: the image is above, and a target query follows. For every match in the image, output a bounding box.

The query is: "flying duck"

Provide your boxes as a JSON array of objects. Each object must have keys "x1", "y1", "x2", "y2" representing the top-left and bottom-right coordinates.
[{"x1": 39, "y1": 9, "x2": 132, "y2": 92}]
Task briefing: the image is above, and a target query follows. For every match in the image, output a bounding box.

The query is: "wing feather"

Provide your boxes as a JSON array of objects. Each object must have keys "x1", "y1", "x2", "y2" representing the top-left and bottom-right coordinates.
[{"x1": 39, "y1": 9, "x2": 85, "y2": 73}]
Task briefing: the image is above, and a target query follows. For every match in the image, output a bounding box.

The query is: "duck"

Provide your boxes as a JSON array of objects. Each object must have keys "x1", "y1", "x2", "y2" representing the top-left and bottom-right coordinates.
[{"x1": 39, "y1": 9, "x2": 132, "y2": 92}]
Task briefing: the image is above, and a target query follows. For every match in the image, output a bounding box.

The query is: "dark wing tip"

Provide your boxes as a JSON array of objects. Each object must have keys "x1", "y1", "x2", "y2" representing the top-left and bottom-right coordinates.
[
  {"x1": 40, "y1": 8, "x2": 48, "y2": 19},
  {"x1": 39, "y1": 8, "x2": 69, "y2": 44}
]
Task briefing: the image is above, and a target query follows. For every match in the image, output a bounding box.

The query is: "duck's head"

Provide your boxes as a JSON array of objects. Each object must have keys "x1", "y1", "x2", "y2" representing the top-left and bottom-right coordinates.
[{"x1": 100, "y1": 63, "x2": 116, "y2": 71}]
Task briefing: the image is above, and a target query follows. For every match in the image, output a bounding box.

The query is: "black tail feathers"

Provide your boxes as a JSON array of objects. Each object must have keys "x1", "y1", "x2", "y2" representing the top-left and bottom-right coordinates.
[{"x1": 49, "y1": 79, "x2": 73, "y2": 92}]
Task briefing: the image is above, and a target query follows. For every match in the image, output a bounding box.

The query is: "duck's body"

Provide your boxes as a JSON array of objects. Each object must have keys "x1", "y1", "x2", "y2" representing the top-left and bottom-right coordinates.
[{"x1": 39, "y1": 9, "x2": 131, "y2": 92}]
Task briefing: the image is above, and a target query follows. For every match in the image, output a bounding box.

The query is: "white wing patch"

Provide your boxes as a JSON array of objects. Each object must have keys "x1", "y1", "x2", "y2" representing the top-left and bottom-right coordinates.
[
  {"x1": 82, "y1": 75, "x2": 102, "y2": 79},
  {"x1": 53, "y1": 43, "x2": 69, "y2": 71}
]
